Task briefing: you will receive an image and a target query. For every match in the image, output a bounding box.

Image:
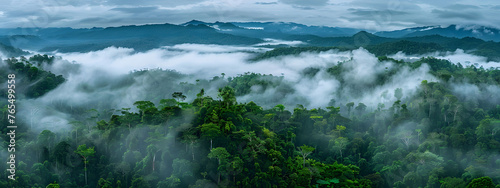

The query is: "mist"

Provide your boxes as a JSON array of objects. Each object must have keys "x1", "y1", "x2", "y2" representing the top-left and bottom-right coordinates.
[
  {"x1": 2, "y1": 41, "x2": 500, "y2": 188},
  {"x1": 8, "y1": 44, "x2": 452, "y2": 132},
  {"x1": 389, "y1": 49, "x2": 500, "y2": 69}
]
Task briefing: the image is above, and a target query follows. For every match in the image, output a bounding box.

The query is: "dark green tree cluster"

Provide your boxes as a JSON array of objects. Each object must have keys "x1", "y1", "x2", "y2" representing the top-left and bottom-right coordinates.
[{"x1": 0, "y1": 55, "x2": 65, "y2": 98}]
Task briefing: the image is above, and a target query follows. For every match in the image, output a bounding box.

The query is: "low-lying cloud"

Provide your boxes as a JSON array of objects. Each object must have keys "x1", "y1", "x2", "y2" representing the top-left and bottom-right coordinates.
[
  {"x1": 389, "y1": 49, "x2": 500, "y2": 69},
  {"x1": 10, "y1": 44, "x2": 500, "y2": 132}
]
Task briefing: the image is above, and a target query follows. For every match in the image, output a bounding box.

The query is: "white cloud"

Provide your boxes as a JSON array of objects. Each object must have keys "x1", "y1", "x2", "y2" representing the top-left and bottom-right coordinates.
[
  {"x1": 10, "y1": 44, "x2": 454, "y2": 132},
  {"x1": 389, "y1": 49, "x2": 500, "y2": 69},
  {"x1": 257, "y1": 39, "x2": 305, "y2": 46},
  {"x1": 48, "y1": 45, "x2": 436, "y2": 110}
]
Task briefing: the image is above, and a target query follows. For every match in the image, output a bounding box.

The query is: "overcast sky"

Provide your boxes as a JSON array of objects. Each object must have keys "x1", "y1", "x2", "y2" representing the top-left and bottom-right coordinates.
[{"x1": 1, "y1": 0, "x2": 499, "y2": 31}]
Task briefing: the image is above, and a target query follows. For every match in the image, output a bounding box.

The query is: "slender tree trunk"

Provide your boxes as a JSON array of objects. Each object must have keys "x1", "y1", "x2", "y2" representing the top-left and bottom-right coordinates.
[
  {"x1": 218, "y1": 158, "x2": 221, "y2": 184},
  {"x1": 454, "y1": 108, "x2": 458, "y2": 122},
  {"x1": 429, "y1": 103, "x2": 432, "y2": 118},
  {"x1": 191, "y1": 143, "x2": 195, "y2": 161},
  {"x1": 153, "y1": 154, "x2": 156, "y2": 171},
  {"x1": 84, "y1": 159, "x2": 88, "y2": 185}
]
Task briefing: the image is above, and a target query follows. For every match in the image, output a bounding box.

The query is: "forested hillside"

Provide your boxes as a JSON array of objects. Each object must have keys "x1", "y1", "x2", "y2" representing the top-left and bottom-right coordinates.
[{"x1": 1, "y1": 53, "x2": 499, "y2": 188}]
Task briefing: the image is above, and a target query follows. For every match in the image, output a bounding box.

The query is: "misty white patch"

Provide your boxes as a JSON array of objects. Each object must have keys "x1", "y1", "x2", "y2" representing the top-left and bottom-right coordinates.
[
  {"x1": 256, "y1": 38, "x2": 305, "y2": 46},
  {"x1": 22, "y1": 44, "x2": 441, "y2": 132},
  {"x1": 163, "y1": 43, "x2": 268, "y2": 53},
  {"x1": 243, "y1": 27, "x2": 264, "y2": 30},
  {"x1": 342, "y1": 48, "x2": 379, "y2": 85},
  {"x1": 451, "y1": 83, "x2": 500, "y2": 106},
  {"x1": 420, "y1": 26, "x2": 438, "y2": 31},
  {"x1": 389, "y1": 49, "x2": 500, "y2": 69}
]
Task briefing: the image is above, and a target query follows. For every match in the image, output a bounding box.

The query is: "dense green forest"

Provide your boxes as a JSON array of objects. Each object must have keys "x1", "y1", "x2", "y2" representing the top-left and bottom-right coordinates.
[
  {"x1": 0, "y1": 55, "x2": 64, "y2": 98},
  {"x1": 1, "y1": 53, "x2": 500, "y2": 188}
]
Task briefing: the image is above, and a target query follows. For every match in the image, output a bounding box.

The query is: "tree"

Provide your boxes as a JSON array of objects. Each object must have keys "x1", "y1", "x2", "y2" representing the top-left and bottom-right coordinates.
[
  {"x1": 172, "y1": 158, "x2": 194, "y2": 179},
  {"x1": 297, "y1": 145, "x2": 315, "y2": 167},
  {"x1": 400, "y1": 131, "x2": 413, "y2": 149},
  {"x1": 46, "y1": 182, "x2": 60, "y2": 188},
  {"x1": 53, "y1": 141, "x2": 71, "y2": 169},
  {"x1": 209, "y1": 149, "x2": 230, "y2": 165},
  {"x1": 331, "y1": 137, "x2": 348, "y2": 160},
  {"x1": 182, "y1": 133, "x2": 198, "y2": 161},
  {"x1": 274, "y1": 104, "x2": 285, "y2": 112},
  {"x1": 130, "y1": 177, "x2": 150, "y2": 188},
  {"x1": 218, "y1": 86, "x2": 236, "y2": 108},
  {"x1": 85, "y1": 109, "x2": 99, "y2": 133},
  {"x1": 38, "y1": 130, "x2": 56, "y2": 153},
  {"x1": 355, "y1": 103, "x2": 367, "y2": 114},
  {"x1": 228, "y1": 156, "x2": 244, "y2": 183},
  {"x1": 159, "y1": 99, "x2": 177, "y2": 109},
  {"x1": 158, "y1": 175, "x2": 180, "y2": 188},
  {"x1": 208, "y1": 147, "x2": 231, "y2": 184},
  {"x1": 172, "y1": 92, "x2": 187, "y2": 103},
  {"x1": 98, "y1": 178, "x2": 112, "y2": 188},
  {"x1": 335, "y1": 125, "x2": 346, "y2": 137},
  {"x1": 196, "y1": 88, "x2": 205, "y2": 98},
  {"x1": 75, "y1": 144, "x2": 95, "y2": 186},
  {"x1": 466, "y1": 176, "x2": 495, "y2": 188},
  {"x1": 346, "y1": 102, "x2": 355, "y2": 116},
  {"x1": 394, "y1": 88, "x2": 403, "y2": 101},
  {"x1": 200, "y1": 123, "x2": 221, "y2": 150},
  {"x1": 440, "y1": 177, "x2": 466, "y2": 188},
  {"x1": 476, "y1": 119, "x2": 494, "y2": 139},
  {"x1": 133, "y1": 101, "x2": 155, "y2": 123}
]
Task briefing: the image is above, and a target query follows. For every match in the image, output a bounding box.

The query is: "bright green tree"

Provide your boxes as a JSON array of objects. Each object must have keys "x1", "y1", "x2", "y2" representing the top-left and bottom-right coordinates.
[
  {"x1": 297, "y1": 145, "x2": 315, "y2": 167},
  {"x1": 75, "y1": 144, "x2": 95, "y2": 186},
  {"x1": 208, "y1": 147, "x2": 231, "y2": 184},
  {"x1": 466, "y1": 176, "x2": 495, "y2": 188},
  {"x1": 46, "y1": 181, "x2": 60, "y2": 188}
]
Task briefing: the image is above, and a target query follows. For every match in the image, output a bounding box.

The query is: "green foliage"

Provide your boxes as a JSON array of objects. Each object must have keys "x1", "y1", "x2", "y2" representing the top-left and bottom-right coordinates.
[
  {"x1": 440, "y1": 177, "x2": 466, "y2": 188},
  {"x1": 75, "y1": 144, "x2": 96, "y2": 161},
  {"x1": 208, "y1": 147, "x2": 231, "y2": 164},
  {"x1": 467, "y1": 176, "x2": 495, "y2": 188},
  {"x1": 131, "y1": 177, "x2": 150, "y2": 188},
  {"x1": 46, "y1": 181, "x2": 60, "y2": 188},
  {"x1": 97, "y1": 178, "x2": 112, "y2": 188},
  {"x1": 0, "y1": 56, "x2": 65, "y2": 98}
]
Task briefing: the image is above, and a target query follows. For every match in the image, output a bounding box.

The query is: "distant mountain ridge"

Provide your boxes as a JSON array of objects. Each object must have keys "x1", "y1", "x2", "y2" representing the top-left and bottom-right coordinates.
[
  {"x1": 375, "y1": 24, "x2": 500, "y2": 42},
  {"x1": 181, "y1": 20, "x2": 365, "y2": 38},
  {"x1": 1, "y1": 21, "x2": 500, "y2": 61}
]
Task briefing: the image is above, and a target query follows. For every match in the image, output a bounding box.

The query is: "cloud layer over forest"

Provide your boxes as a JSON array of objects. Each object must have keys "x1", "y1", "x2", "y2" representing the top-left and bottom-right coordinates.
[{"x1": 8, "y1": 44, "x2": 500, "y2": 132}]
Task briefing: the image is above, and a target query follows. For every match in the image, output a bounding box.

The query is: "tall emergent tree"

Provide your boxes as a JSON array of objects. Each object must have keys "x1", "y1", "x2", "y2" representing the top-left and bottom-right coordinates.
[
  {"x1": 75, "y1": 144, "x2": 95, "y2": 186},
  {"x1": 298, "y1": 145, "x2": 315, "y2": 167},
  {"x1": 208, "y1": 147, "x2": 231, "y2": 184}
]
